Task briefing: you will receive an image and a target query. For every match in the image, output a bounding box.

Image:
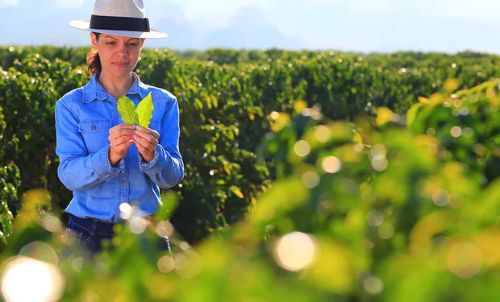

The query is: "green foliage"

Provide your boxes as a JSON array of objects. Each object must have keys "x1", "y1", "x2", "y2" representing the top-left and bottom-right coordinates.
[
  {"x1": 0, "y1": 47, "x2": 499, "y2": 245},
  {"x1": 0, "y1": 93, "x2": 21, "y2": 246},
  {"x1": 407, "y1": 79, "x2": 500, "y2": 183},
  {"x1": 0, "y1": 55, "x2": 87, "y2": 211},
  {"x1": 0, "y1": 80, "x2": 498, "y2": 301},
  {"x1": 0, "y1": 163, "x2": 19, "y2": 246}
]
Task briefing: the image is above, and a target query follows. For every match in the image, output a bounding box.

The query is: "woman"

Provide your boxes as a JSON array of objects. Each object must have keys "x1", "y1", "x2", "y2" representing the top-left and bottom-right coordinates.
[{"x1": 56, "y1": 0, "x2": 184, "y2": 254}]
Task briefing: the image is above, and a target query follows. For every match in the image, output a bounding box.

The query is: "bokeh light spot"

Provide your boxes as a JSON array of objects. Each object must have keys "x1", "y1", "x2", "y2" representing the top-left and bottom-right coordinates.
[
  {"x1": 322, "y1": 156, "x2": 342, "y2": 174},
  {"x1": 378, "y1": 224, "x2": 394, "y2": 240},
  {"x1": 432, "y1": 189, "x2": 450, "y2": 207},
  {"x1": 18, "y1": 242, "x2": 59, "y2": 265},
  {"x1": 371, "y1": 158, "x2": 388, "y2": 172},
  {"x1": 273, "y1": 232, "x2": 316, "y2": 272},
  {"x1": 367, "y1": 210, "x2": 384, "y2": 227},
  {"x1": 450, "y1": 126, "x2": 462, "y2": 138},
  {"x1": 119, "y1": 203, "x2": 133, "y2": 220},
  {"x1": 314, "y1": 125, "x2": 332, "y2": 143},
  {"x1": 128, "y1": 216, "x2": 148, "y2": 234},
  {"x1": 156, "y1": 221, "x2": 174, "y2": 238},
  {"x1": 302, "y1": 171, "x2": 320, "y2": 188},
  {"x1": 270, "y1": 111, "x2": 280, "y2": 120},
  {"x1": 157, "y1": 255, "x2": 175, "y2": 273},
  {"x1": 363, "y1": 276, "x2": 384, "y2": 295},
  {"x1": 294, "y1": 140, "x2": 311, "y2": 157},
  {"x1": 1, "y1": 256, "x2": 65, "y2": 302},
  {"x1": 447, "y1": 242, "x2": 482, "y2": 279},
  {"x1": 40, "y1": 214, "x2": 62, "y2": 233}
]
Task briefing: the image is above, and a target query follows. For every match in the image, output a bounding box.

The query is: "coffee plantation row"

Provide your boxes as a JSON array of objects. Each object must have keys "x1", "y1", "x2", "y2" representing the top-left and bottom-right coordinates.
[
  {"x1": 0, "y1": 71, "x2": 498, "y2": 301},
  {"x1": 0, "y1": 46, "x2": 499, "y2": 247}
]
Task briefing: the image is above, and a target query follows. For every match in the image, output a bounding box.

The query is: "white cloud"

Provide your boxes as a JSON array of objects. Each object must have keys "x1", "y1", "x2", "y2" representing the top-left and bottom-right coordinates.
[
  {"x1": 165, "y1": 0, "x2": 272, "y2": 29},
  {"x1": 428, "y1": 0, "x2": 500, "y2": 22},
  {"x1": 0, "y1": 0, "x2": 88, "y2": 9},
  {"x1": 0, "y1": 0, "x2": 19, "y2": 7},
  {"x1": 52, "y1": 0, "x2": 87, "y2": 9},
  {"x1": 201, "y1": 5, "x2": 302, "y2": 49},
  {"x1": 348, "y1": 0, "x2": 394, "y2": 12},
  {"x1": 0, "y1": 0, "x2": 499, "y2": 53}
]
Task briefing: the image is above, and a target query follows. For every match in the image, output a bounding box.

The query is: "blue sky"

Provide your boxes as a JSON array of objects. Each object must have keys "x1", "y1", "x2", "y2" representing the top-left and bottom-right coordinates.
[{"x1": 0, "y1": 0, "x2": 499, "y2": 53}]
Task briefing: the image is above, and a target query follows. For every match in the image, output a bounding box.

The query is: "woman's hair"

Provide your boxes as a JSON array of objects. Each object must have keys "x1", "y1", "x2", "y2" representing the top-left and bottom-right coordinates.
[{"x1": 87, "y1": 32, "x2": 101, "y2": 76}]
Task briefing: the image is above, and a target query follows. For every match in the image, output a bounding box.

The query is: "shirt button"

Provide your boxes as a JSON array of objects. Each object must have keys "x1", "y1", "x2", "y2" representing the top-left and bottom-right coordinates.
[{"x1": 91, "y1": 124, "x2": 97, "y2": 130}]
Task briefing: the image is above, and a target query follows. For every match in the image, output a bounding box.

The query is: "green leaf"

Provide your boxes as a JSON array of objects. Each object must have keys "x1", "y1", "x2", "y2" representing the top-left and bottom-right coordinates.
[
  {"x1": 117, "y1": 95, "x2": 138, "y2": 125},
  {"x1": 229, "y1": 185, "x2": 244, "y2": 199},
  {"x1": 136, "y1": 92, "x2": 154, "y2": 128},
  {"x1": 406, "y1": 103, "x2": 422, "y2": 130}
]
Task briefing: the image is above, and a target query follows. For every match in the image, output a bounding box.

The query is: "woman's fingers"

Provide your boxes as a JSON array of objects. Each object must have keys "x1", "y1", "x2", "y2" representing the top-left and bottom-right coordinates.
[
  {"x1": 109, "y1": 124, "x2": 136, "y2": 134},
  {"x1": 134, "y1": 134, "x2": 157, "y2": 156},
  {"x1": 133, "y1": 128, "x2": 158, "y2": 162},
  {"x1": 112, "y1": 136, "x2": 134, "y2": 147},
  {"x1": 134, "y1": 126, "x2": 160, "y2": 139},
  {"x1": 107, "y1": 125, "x2": 137, "y2": 164},
  {"x1": 133, "y1": 131, "x2": 158, "y2": 147},
  {"x1": 107, "y1": 124, "x2": 160, "y2": 162},
  {"x1": 109, "y1": 124, "x2": 136, "y2": 140},
  {"x1": 133, "y1": 127, "x2": 159, "y2": 156}
]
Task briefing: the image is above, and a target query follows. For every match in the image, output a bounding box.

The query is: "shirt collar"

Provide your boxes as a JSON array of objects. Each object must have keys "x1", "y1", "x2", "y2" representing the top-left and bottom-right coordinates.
[{"x1": 82, "y1": 72, "x2": 148, "y2": 103}]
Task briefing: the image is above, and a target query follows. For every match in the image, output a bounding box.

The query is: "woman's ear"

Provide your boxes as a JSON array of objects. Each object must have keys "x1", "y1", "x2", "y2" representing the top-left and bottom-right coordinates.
[{"x1": 90, "y1": 32, "x2": 98, "y2": 49}]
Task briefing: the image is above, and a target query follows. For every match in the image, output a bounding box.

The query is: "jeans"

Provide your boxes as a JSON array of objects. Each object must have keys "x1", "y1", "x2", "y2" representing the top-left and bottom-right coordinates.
[
  {"x1": 66, "y1": 213, "x2": 173, "y2": 256},
  {"x1": 66, "y1": 213, "x2": 116, "y2": 254}
]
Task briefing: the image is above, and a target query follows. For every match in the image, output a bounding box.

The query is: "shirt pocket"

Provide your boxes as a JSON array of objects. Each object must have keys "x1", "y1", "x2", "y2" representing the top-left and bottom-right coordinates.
[{"x1": 79, "y1": 120, "x2": 111, "y2": 154}]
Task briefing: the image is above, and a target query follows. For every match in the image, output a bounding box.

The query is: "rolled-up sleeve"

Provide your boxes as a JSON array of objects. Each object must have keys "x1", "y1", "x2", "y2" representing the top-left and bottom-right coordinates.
[
  {"x1": 139, "y1": 96, "x2": 184, "y2": 189},
  {"x1": 55, "y1": 100, "x2": 124, "y2": 191}
]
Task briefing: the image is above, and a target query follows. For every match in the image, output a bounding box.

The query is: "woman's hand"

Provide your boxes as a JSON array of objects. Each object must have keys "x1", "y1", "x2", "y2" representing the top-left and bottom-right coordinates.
[
  {"x1": 108, "y1": 124, "x2": 136, "y2": 166},
  {"x1": 133, "y1": 126, "x2": 160, "y2": 162}
]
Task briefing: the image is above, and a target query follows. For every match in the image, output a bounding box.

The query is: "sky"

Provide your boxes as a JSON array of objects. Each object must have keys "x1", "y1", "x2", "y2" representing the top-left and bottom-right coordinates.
[{"x1": 0, "y1": 0, "x2": 499, "y2": 53}]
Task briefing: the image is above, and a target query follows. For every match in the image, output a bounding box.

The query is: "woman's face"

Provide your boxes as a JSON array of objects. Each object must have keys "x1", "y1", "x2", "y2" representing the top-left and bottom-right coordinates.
[{"x1": 91, "y1": 33, "x2": 145, "y2": 77}]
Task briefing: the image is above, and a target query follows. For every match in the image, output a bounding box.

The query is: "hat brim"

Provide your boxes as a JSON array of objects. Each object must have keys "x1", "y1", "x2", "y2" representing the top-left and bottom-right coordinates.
[{"x1": 70, "y1": 20, "x2": 167, "y2": 39}]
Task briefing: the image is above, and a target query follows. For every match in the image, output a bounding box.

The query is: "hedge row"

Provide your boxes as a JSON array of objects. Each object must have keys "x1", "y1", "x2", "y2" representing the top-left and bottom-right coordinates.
[
  {"x1": 0, "y1": 79, "x2": 498, "y2": 301},
  {"x1": 0, "y1": 47, "x2": 498, "y2": 244}
]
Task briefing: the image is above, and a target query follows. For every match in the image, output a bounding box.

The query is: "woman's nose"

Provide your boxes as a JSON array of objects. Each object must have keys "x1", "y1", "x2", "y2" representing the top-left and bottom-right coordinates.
[{"x1": 117, "y1": 43, "x2": 129, "y2": 56}]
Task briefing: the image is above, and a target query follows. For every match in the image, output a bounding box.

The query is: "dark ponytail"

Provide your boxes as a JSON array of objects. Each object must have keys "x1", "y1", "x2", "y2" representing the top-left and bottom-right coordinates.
[{"x1": 86, "y1": 32, "x2": 101, "y2": 76}]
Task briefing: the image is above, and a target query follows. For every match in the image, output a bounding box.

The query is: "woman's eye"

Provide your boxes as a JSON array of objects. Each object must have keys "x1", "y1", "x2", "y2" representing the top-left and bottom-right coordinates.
[{"x1": 106, "y1": 42, "x2": 115, "y2": 45}]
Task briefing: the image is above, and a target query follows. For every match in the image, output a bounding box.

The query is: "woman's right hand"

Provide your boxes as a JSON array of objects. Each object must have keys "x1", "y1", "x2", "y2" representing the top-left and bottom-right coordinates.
[{"x1": 108, "y1": 124, "x2": 136, "y2": 166}]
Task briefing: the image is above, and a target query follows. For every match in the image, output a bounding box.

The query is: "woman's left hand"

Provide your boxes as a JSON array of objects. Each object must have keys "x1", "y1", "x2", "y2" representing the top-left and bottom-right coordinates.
[{"x1": 133, "y1": 125, "x2": 160, "y2": 162}]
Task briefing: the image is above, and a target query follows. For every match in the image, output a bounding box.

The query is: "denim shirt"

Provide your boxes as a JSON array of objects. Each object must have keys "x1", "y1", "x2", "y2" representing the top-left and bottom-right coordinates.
[{"x1": 55, "y1": 73, "x2": 184, "y2": 222}]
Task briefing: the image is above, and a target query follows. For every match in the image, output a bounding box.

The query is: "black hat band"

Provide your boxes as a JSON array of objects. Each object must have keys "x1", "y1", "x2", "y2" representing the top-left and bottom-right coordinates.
[{"x1": 90, "y1": 14, "x2": 150, "y2": 32}]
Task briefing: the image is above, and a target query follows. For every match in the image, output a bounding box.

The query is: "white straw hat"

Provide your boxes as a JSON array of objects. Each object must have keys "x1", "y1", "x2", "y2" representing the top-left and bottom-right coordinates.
[{"x1": 70, "y1": 0, "x2": 167, "y2": 39}]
